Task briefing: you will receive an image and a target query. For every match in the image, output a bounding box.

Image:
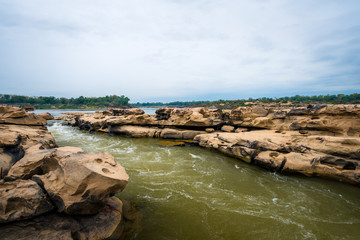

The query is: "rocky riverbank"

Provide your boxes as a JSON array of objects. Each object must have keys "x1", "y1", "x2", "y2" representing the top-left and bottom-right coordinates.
[
  {"x1": 0, "y1": 105, "x2": 136, "y2": 239},
  {"x1": 61, "y1": 104, "x2": 360, "y2": 186}
]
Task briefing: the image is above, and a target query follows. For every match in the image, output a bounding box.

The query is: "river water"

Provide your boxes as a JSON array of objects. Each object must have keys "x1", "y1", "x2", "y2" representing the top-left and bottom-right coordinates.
[{"x1": 42, "y1": 110, "x2": 360, "y2": 240}]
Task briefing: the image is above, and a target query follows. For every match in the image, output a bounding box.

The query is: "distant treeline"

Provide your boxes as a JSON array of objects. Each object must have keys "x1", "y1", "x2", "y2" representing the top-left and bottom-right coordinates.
[
  {"x1": 2, "y1": 93, "x2": 359, "y2": 110},
  {"x1": 133, "y1": 93, "x2": 360, "y2": 109},
  {"x1": 0, "y1": 94, "x2": 130, "y2": 109}
]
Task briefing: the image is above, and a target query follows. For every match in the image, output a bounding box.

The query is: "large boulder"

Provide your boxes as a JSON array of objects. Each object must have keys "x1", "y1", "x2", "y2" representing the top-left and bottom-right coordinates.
[
  {"x1": 0, "y1": 179, "x2": 54, "y2": 223},
  {"x1": 0, "y1": 196, "x2": 125, "y2": 240},
  {"x1": 0, "y1": 105, "x2": 46, "y2": 126},
  {"x1": 156, "y1": 108, "x2": 223, "y2": 127},
  {"x1": 159, "y1": 128, "x2": 205, "y2": 139},
  {"x1": 32, "y1": 151, "x2": 129, "y2": 215},
  {"x1": 36, "y1": 112, "x2": 54, "y2": 120},
  {"x1": 0, "y1": 124, "x2": 56, "y2": 154},
  {"x1": 6, "y1": 147, "x2": 83, "y2": 181},
  {"x1": 109, "y1": 125, "x2": 159, "y2": 138}
]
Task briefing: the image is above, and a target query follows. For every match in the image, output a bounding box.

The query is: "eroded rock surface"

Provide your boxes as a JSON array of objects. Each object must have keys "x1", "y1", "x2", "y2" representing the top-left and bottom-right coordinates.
[
  {"x1": 0, "y1": 179, "x2": 54, "y2": 223},
  {"x1": 0, "y1": 105, "x2": 132, "y2": 238},
  {"x1": 32, "y1": 151, "x2": 129, "y2": 215},
  {"x1": 0, "y1": 106, "x2": 46, "y2": 126},
  {"x1": 194, "y1": 130, "x2": 360, "y2": 185},
  {"x1": 61, "y1": 104, "x2": 360, "y2": 185},
  {"x1": 0, "y1": 196, "x2": 125, "y2": 240}
]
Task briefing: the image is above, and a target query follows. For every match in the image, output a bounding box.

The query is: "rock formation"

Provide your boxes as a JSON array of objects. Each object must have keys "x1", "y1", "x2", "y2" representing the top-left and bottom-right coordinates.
[
  {"x1": 61, "y1": 104, "x2": 360, "y2": 186},
  {"x1": 0, "y1": 105, "x2": 132, "y2": 239}
]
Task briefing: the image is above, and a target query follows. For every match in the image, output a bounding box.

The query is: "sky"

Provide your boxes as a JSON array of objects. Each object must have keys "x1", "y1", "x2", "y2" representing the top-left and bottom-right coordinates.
[{"x1": 0, "y1": 0, "x2": 359, "y2": 102}]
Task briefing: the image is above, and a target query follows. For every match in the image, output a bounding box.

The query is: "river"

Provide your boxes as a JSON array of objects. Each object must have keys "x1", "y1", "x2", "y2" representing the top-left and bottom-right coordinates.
[{"x1": 40, "y1": 110, "x2": 360, "y2": 240}]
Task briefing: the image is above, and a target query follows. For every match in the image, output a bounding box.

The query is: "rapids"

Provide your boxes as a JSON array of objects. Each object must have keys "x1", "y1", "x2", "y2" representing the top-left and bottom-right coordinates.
[{"x1": 46, "y1": 117, "x2": 360, "y2": 240}]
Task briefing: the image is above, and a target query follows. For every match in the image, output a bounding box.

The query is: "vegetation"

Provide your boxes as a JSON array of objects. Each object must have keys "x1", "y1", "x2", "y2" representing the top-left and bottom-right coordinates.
[
  {"x1": 0, "y1": 94, "x2": 130, "y2": 109},
  {"x1": 133, "y1": 93, "x2": 360, "y2": 109},
  {"x1": 1, "y1": 93, "x2": 359, "y2": 110}
]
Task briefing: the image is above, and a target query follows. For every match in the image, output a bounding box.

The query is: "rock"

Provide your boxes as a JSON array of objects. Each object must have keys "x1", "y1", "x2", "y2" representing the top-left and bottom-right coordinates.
[
  {"x1": 0, "y1": 105, "x2": 21, "y2": 113},
  {"x1": 6, "y1": 147, "x2": 83, "y2": 181},
  {"x1": 0, "y1": 131, "x2": 21, "y2": 147},
  {"x1": 0, "y1": 124, "x2": 56, "y2": 154},
  {"x1": 155, "y1": 108, "x2": 172, "y2": 120},
  {"x1": 235, "y1": 128, "x2": 248, "y2": 133},
  {"x1": 32, "y1": 151, "x2": 129, "y2": 215},
  {"x1": 36, "y1": 112, "x2": 54, "y2": 120},
  {"x1": 221, "y1": 125, "x2": 235, "y2": 132},
  {"x1": 109, "y1": 125, "x2": 159, "y2": 138},
  {"x1": 0, "y1": 105, "x2": 46, "y2": 126},
  {"x1": 159, "y1": 128, "x2": 205, "y2": 139},
  {"x1": 154, "y1": 108, "x2": 224, "y2": 127},
  {"x1": 0, "y1": 130, "x2": 24, "y2": 179},
  {"x1": 68, "y1": 105, "x2": 360, "y2": 137},
  {"x1": 194, "y1": 130, "x2": 360, "y2": 185},
  {"x1": 0, "y1": 196, "x2": 126, "y2": 240},
  {"x1": 112, "y1": 108, "x2": 145, "y2": 116},
  {"x1": 0, "y1": 179, "x2": 54, "y2": 223},
  {"x1": 205, "y1": 128, "x2": 215, "y2": 133}
]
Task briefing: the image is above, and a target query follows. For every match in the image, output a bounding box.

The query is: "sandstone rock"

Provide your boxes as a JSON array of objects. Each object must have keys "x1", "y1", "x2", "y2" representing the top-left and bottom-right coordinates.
[
  {"x1": 112, "y1": 108, "x2": 144, "y2": 116},
  {"x1": 194, "y1": 130, "x2": 360, "y2": 185},
  {"x1": 0, "y1": 105, "x2": 46, "y2": 126},
  {"x1": 0, "y1": 196, "x2": 126, "y2": 240},
  {"x1": 6, "y1": 147, "x2": 83, "y2": 181},
  {"x1": 109, "y1": 125, "x2": 159, "y2": 138},
  {"x1": 32, "y1": 151, "x2": 129, "y2": 215},
  {"x1": 205, "y1": 128, "x2": 215, "y2": 133},
  {"x1": 159, "y1": 128, "x2": 205, "y2": 139},
  {"x1": 0, "y1": 124, "x2": 56, "y2": 153},
  {"x1": 221, "y1": 125, "x2": 234, "y2": 132},
  {"x1": 155, "y1": 108, "x2": 224, "y2": 127},
  {"x1": 105, "y1": 114, "x2": 155, "y2": 127},
  {"x1": 0, "y1": 105, "x2": 21, "y2": 113},
  {"x1": 36, "y1": 112, "x2": 54, "y2": 120},
  {"x1": 235, "y1": 128, "x2": 248, "y2": 133},
  {"x1": 0, "y1": 130, "x2": 24, "y2": 178},
  {"x1": 0, "y1": 179, "x2": 54, "y2": 223},
  {"x1": 0, "y1": 131, "x2": 21, "y2": 147}
]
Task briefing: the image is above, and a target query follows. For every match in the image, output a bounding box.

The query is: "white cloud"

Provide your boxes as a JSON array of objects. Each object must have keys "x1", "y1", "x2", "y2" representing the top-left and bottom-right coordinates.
[{"x1": 0, "y1": 0, "x2": 359, "y2": 101}]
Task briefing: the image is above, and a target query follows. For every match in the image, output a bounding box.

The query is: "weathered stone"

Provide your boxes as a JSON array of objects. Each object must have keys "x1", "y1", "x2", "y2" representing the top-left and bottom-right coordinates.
[
  {"x1": 0, "y1": 124, "x2": 56, "y2": 154},
  {"x1": 112, "y1": 108, "x2": 144, "y2": 116},
  {"x1": 221, "y1": 125, "x2": 235, "y2": 132},
  {"x1": 0, "y1": 106, "x2": 46, "y2": 126},
  {"x1": 6, "y1": 147, "x2": 83, "y2": 181},
  {"x1": 0, "y1": 131, "x2": 21, "y2": 148},
  {"x1": 0, "y1": 196, "x2": 125, "y2": 240},
  {"x1": 109, "y1": 125, "x2": 159, "y2": 138},
  {"x1": 159, "y1": 128, "x2": 205, "y2": 139},
  {"x1": 235, "y1": 128, "x2": 248, "y2": 133},
  {"x1": 194, "y1": 130, "x2": 360, "y2": 185},
  {"x1": 205, "y1": 128, "x2": 215, "y2": 133},
  {"x1": 0, "y1": 179, "x2": 54, "y2": 223},
  {"x1": 36, "y1": 112, "x2": 54, "y2": 120},
  {"x1": 32, "y1": 151, "x2": 129, "y2": 215}
]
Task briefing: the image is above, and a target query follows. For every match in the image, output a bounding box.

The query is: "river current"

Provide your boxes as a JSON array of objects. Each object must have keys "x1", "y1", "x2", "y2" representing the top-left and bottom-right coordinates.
[{"x1": 41, "y1": 109, "x2": 360, "y2": 240}]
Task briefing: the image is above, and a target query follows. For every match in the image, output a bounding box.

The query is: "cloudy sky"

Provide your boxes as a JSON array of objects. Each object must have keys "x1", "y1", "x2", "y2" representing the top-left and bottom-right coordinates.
[{"x1": 0, "y1": 0, "x2": 359, "y2": 102}]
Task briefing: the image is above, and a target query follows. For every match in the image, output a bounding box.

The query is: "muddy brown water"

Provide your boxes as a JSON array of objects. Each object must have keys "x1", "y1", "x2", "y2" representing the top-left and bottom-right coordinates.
[{"x1": 46, "y1": 118, "x2": 360, "y2": 240}]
